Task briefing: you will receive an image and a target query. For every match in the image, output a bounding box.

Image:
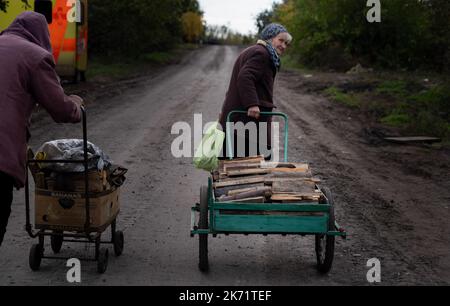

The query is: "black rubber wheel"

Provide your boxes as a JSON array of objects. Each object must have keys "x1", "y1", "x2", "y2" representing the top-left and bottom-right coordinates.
[
  {"x1": 198, "y1": 185, "x2": 209, "y2": 272},
  {"x1": 97, "y1": 248, "x2": 109, "y2": 274},
  {"x1": 113, "y1": 231, "x2": 124, "y2": 256},
  {"x1": 315, "y1": 187, "x2": 335, "y2": 274},
  {"x1": 50, "y1": 231, "x2": 63, "y2": 254},
  {"x1": 29, "y1": 244, "x2": 43, "y2": 271}
]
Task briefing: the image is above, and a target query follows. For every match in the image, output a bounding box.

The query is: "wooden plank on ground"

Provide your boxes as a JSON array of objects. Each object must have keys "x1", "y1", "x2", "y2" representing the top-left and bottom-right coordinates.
[{"x1": 384, "y1": 136, "x2": 441, "y2": 144}]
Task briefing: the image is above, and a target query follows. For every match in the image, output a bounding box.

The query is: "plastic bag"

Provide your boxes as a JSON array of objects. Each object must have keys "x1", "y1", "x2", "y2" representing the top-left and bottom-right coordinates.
[
  {"x1": 35, "y1": 139, "x2": 112, "y2": 173},
  {"x1": 193, "y1": 122, "x2": 225, "y2": 172}
]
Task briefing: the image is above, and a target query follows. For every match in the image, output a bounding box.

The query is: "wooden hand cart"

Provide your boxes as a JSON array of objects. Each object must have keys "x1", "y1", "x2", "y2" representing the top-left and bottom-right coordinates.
[{"x1": 191, "y1": 111, "x2": 346, "y2": 273}]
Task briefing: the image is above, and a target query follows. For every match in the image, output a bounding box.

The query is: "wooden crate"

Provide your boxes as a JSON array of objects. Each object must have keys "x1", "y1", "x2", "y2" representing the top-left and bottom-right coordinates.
[{"x1": 34, "y1": 187, "x2": 120, "y2": 232}]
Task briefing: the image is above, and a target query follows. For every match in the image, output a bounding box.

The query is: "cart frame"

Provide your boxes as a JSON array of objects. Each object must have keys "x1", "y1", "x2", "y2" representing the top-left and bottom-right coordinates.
[
  {"x1": 191, "y1": 111, "x2": 346, "y2": 273},
  {"x1": 24, "y1": 107, "x2": 124, "y2": 274}
]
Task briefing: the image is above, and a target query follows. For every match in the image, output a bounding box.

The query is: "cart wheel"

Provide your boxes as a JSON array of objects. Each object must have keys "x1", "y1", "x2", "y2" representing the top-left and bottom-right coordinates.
[
  {"x1": 315, "y1": 187, "x2": 335, "y2": 274},
  {"x1": 97, "y1": 248, "x2": 109, "y2": 274},
  {"x1": 198, "y1": 185, "x2": 209, "y2": 272},
  {"x1": 29, "y1": 244, "x2": 43, "y2": 271},
  {"x1": 113, "y1": 231, "x2": 124, "y2": 256},
  {"x1": 51, "y1": 231, "x2": 64, "y2": 254}
]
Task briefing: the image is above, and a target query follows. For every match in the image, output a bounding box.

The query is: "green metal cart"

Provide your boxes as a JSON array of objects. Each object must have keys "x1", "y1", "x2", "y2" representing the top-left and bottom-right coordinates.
[{"x1": 191, "y1": 111, "x2": 346, "y2": 273}]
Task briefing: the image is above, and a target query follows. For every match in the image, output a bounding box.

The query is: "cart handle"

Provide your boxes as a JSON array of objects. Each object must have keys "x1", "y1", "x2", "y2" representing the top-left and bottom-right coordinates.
[{"x1": 226, "y1": 111, "x2": 289, "y2": 162}]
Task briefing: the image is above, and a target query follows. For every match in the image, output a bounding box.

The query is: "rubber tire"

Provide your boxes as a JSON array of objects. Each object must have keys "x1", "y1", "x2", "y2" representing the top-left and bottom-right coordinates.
[
  {"x1": 113, "y1": 231, "x2": 124, "y2": 256},
  {"x1": 29, "y1": 244, "x2": 43, "y2": 271},
  {"x1": 50, "y1": 231, "x2": 63, "y2": 254},
  {"x1": 315, "y1": 187, "x2": 335, "y2": 274},
  {"x1": 97, "y1": 248, "x2": 109, "y2": 274},
  {"x1": 198, "y1": 185, "x2": 209, "y2": 272}
]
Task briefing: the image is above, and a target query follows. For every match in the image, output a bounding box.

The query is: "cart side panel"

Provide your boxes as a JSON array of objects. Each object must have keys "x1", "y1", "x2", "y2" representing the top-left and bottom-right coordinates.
[
  {"x1": 35, "y1": 188, "x2": 120, "y2": 231},
  {"x1": 213, "y1": 211, "x2": 328, "y2": 234}
]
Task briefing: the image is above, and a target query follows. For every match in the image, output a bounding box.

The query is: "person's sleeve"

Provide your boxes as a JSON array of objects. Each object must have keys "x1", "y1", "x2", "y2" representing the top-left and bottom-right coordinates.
[
  {"x1": 237, "y1": 51, "x2": 268, "y2": 109},
  {"x1": 30, "y1": 54, "x2": 81, "y2": 123}
]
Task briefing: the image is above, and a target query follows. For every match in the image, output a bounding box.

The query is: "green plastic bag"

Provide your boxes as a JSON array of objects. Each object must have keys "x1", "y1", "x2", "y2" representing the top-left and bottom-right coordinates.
[{"x1": 193, "y1": 122, "x2": 225, "y2": 172}]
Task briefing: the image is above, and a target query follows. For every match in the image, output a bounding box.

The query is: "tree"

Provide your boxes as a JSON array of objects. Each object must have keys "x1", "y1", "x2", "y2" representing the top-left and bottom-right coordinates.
[
  {"x1": 0, "y1": 0, "x2": 7, "y2": 12},
  {"x1": 182, "y1": 11, "x2": 203, "y2": 43}
]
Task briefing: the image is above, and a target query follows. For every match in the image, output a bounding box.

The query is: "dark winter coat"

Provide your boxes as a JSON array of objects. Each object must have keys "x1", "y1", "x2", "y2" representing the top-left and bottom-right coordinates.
[
  {"x1": 0, "y1": 12, "x2": 81, "y2": 188},
  {"x1": 219, "y1": 44, "x2": 276, "y2": 158}
]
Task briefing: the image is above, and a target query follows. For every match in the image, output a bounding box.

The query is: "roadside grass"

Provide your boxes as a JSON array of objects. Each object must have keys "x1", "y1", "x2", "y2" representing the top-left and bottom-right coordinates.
[
  {"x1": 324, "y1": 86, "x2": 361, "y2": 108},
  {"x1": 323, "y1": 75, "x2": 450, "y2": 141}
]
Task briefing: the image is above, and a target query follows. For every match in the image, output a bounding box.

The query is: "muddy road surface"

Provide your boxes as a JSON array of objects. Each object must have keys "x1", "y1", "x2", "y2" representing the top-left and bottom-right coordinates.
[{"x1": 0, "y1": 46, "x2": 448, "y2": 285}]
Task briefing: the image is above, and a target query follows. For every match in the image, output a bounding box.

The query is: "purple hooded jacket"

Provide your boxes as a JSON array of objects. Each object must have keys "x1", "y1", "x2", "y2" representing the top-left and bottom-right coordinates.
[{"x1": 0, "y1": 12, "x2": 81, "y2": 188}]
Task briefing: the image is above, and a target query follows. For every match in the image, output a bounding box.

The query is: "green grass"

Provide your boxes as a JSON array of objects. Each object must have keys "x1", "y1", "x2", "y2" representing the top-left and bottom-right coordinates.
[
  {"x1": 322, "y1": 76, "x2": 449, "y2": 141},
  {"x1": 380, "y1": 112, "x2": 411, "y2": 127},
  {"x1": 375, "y1": 80, "x2": 409, "y2": 97},
  {"x1": 324, "y1": 86, "x2": 361, "y2": 108}
]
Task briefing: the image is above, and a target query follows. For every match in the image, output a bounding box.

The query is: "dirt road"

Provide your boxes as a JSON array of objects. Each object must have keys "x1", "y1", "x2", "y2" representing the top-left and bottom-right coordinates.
[{"x1": 0, "y1": 46, "x2": 448, "y2": 285}]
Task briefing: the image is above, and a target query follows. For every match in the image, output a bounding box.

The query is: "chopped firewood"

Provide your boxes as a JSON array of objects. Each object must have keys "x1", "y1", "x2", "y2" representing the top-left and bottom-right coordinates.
[
  {"x1": 217, "y1": 187, "x2": 272, "y2": 202},
  {"x1": 227, "y1": 168, "x2": 270, "y2": 177},
  {"x1": 221, "y1": 156, "x2": 264, "y2": 164},
  {"x1": 224, "y1": 162, "x2": 261, "y2": 172},
  {"x1": 229, "y1": 197, "x2": 265, "y2": 203},
  {"x1": 265, "y1": 177, "x2": 321, "y2": 184},
  {"x1": 227, "y1": 185, "x2": 267, "y2": 196},
  {"x1": 268, "y1": 167, "x2": 309, "y2": 173},
  {"x1": 213, "y1": 176, "x2": 266, "y2": 188},
  {"x1": 214, "y1": 183, "x2": 265, "y2": 198},
  {"x1": 260, "y1": 162, "x2": 309, "y2": 170},
  {"x1": 271, "y1": 193, "x2": 321, "y2": 201},
  {"x1": 272, "y1": 180, "x2": 316, "y2": 194}
]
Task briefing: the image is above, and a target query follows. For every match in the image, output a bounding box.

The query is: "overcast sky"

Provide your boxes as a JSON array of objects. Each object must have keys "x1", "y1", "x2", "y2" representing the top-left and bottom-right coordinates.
[{"x1": 198, "y1": 0, "x2": 282, "y2": 35}]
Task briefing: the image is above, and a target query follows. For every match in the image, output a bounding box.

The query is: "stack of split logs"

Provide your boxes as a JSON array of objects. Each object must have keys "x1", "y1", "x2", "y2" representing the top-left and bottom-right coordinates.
[{"x1": 213, "y1": 156, "x2": 323, "y2": 203}]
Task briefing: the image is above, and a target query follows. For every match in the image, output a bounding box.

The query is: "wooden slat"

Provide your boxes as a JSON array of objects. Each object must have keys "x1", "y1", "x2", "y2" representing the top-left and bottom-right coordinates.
[
  {"x1": 271, "y1": 193, "x2": 321, "y2": 201},
  {"x1": 229, "y1": 197, "x2": 265, "y2": 203},
  {"x1": 217, "y1": 187, "x2": 272, "y2": 202},
  {"x1": 213, "y1": 176, "x2": 266, "y2": 188},
  {"x1": 222, "y1": 156, "x2": 264, "y2": 164},
  {"x1": 227, "y1": 168, "x2": 270, "y2": 177},
  {"x1": 214, "y1": 183, "x2": 265, "y2": 198},
  {"x1": 272, "y1": 180, "x2": 317, "y2": 194},
  {"x1": 265, "y1": 177, "x2": 321, "y2": 184}
]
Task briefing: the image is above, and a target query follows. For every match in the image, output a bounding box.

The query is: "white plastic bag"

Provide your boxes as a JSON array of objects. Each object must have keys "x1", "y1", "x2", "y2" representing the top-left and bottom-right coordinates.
[{"x1": 193, "y1": 122, "x2": 225, "y2": 172}]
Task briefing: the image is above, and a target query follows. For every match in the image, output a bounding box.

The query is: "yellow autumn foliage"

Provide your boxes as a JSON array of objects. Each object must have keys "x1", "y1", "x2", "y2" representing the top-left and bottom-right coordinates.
[{"x1": 182, "y1": 11, "x2": 204, "y2": 43}]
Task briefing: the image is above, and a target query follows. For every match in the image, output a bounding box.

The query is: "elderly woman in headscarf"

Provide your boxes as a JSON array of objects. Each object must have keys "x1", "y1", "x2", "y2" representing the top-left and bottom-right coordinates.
[{"x1": 219, "y1": 23, "x2": 292, "y2": 160}]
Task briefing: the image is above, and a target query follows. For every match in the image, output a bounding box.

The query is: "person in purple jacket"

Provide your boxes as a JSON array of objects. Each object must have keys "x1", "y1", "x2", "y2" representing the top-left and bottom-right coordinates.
[
  {"x1": 0, "y1": 12, "x2": 83, "y2": 247},
  {"x1": 219, "y1": 23, "x2": 292, "y2": 160}
]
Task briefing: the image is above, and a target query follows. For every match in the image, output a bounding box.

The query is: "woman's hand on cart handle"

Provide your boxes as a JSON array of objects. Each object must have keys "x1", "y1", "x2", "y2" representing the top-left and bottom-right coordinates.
[
  {"x1": 70, "y1": 95, "x2": 85, "y2": 108},
  {"x1": 247, "y1": 106, "x2": 260, "y2": 119}
]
